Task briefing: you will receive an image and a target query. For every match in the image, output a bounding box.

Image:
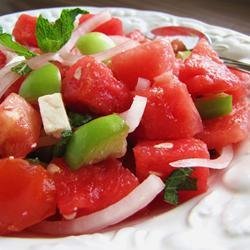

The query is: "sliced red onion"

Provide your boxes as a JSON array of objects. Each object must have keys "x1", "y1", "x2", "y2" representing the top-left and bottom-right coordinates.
[
  {"x1": 93, "y1": 40, "x2": 139, "y2": 62},
  {"x1": 59, "y1": 11, "x2": 112, "y2": 56},
  {"x1": 31, "y1": 174, "x2": 164, "y2": 236},
  {"x1": 120, "y1": 95, "x2": 147, "y2": 133},
  {"x1": 135, "y1": 77, "x2": 151, "y2": 91},
  {"x1": 27, "y1": 52, "x2": 63, "y2": 70},
  {"x1": 109, "y1": 35, "x2": 132, "y2": 45},
  {"x1": 0, "y1": 71, "x2": 20, "y2": 99},
  {"x1": 169, "y1": 145, "x2": 234, "y2": 169}
]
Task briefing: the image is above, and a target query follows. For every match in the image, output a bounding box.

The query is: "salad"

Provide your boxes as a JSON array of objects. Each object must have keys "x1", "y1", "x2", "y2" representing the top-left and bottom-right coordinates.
[{"x1": 0, "y1": 8, "x2": 249, "y2": 236}]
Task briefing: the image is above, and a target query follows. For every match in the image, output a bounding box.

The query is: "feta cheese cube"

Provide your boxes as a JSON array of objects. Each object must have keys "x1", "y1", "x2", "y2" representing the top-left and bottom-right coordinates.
[{"x1": 38, "y1": 93, "x2": 71, "y2": 138}]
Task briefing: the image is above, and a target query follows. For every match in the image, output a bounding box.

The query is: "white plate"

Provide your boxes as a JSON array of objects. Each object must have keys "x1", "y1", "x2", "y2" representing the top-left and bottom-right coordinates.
[{"x1": 0, "y1": 6, "x2": 250, "y2": 250}]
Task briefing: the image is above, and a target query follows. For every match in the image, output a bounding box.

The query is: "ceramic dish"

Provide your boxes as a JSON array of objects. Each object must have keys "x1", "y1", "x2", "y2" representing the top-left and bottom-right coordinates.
[{"x1": 0, "y1": 6, "x2": 249, "y2": 250}]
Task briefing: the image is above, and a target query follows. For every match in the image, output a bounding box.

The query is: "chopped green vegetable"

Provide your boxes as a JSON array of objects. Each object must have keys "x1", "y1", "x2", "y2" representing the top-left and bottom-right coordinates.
[
  {"x1": 19, "y1": 63, "x2": 61, "y2": 102},
  {"x1": 36, "y1": 8, "x2": 88, "y2": 52},
  {"x1": 68, "y1": 112, "x2": 93, "y2": 128},
  {"x1": 177, "y1": 50, "x2": 191, "y2": 60},
  {"x1": 0, "y1": 33, "x2": 36, "y2": 58},
  {"x1": 65, "y1": 114, "x2": 129, "y2": 170},
  {"x1": 11, "y1": 62, "x2": 32, "y2": 76},
  {"x1": 76, "y1": 32, "x2": 115, "y2": 55},
  {"x1": 53, "y1": 130, "x2": 73, "y2": 157},
  {"x1": 195, "y1": 93, "x2": 232, "y2": 119},
  {"x1": 164, "y1": 168, "x2": 197, "y2": 205}
]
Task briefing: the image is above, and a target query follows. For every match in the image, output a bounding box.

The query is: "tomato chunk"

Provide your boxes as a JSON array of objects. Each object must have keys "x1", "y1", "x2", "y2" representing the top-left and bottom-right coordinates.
[
  {"x1": 0, "y1": 93, "x2": 41, "y2": 157},
  {"x1": 62, "y1": 56, "x2": 132, "y2": 115},
  {"x1": 111, "y1": 40, "x2": 175, "y2": 90},
  {"x1": 12, "y1": 14, "x2": 38, "y2": 47},
  {"x1": 79, "y1": 14, "x2": 123, "y2": 35},
  {"x1": 0, "y1": 159, "x2": 56, "y2": 234},
  {"x1": 52, "y1": 158, "x2": 139, "y2": 216},
  {"x1": 134, "y1": 138, "x2": 209, "y2": 202}
]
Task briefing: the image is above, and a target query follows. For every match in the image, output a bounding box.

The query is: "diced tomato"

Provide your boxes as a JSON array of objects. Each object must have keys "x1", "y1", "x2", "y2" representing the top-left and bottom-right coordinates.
[
  {"x1": 179, "y1": 39, "x2": 244, "y2": 100},
  {"x1": 0, "y1": 77, "x2": 25, "y2": 103},
  {"x1": 133, "y1": 138, "x2": 209, "y2": 201},
  {"x1": 12, "y1": 14, "x2": 38, "y2": 47},
  {"x1": 79, "y1": 14, "x2": 123, "y2": 35},
  {"x1": 135, "y1": 73, "x2": 203, "y2": 140},
  {"x1": 0, "y1": 93, "x2": 41, "y2": 157},
  {"x1": 111, "y1": 40, "x2": 175, "y2": 90},
  {"x1": 196, "y1": 100, "x2": 249, "y2": 149},
  {"x1": 126, "y1": 29, "x2": 147, "y2": 43},
  {"x1": 52, "y1": 158, "x2": 139, "y2": 216},
  {"x1": 0, "y1": 50, "x2": 7, "y2": 69},
  {"x1": 0, "y1": 159, "x2": 56, "y2": 235},
  {"x1": 62, "y1": 56, "x2": 132, "y2": 115}
]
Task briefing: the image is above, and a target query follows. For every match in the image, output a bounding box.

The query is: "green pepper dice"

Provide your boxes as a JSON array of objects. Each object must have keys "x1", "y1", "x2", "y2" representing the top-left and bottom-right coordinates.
[
  {"x1": 65, "y1": 114, "x2": 129, "y2": 170},
  {"x1": 195, "y1": 93, "x2": 232, "y2": 119},
  {"x1": 19, "y1": 63, "x2": 61, "y2": 102}
]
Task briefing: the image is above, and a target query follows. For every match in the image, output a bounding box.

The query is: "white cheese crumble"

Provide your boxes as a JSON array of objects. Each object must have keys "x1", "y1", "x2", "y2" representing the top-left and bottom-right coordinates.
[{"x1": 38, "y1": 93, "x2": 71, "y2": 138}]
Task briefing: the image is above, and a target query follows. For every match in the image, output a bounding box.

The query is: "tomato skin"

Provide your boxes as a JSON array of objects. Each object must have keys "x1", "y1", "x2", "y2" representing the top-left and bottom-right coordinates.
[
  {"x1": 52, "y1": 158, "x2": 139, "y2": 216},
  {"x1": 0, "y1": 159, "x2": 56, "y2": 234},
  {"x1": 79, "y1": 14, "x2": 123, "y2": 35},
  {"x1": 111, "y1": 40, "x2": 175, "y2": 90},
  {"x1": 196, "y1": 100, "x2": 249, "y2": 149},
  {"x1": 126, "y1": 29, "x2": 147, "y2": 43},
  {"x1": 0, "y1": 93, "x2": 41, "y2": 158},
  {"x1": 62, "y1": 56, "x2": 132, "y2": 115},
  {"x1": 135, "y1": 74, "x2": 203, "y2": 140},
  {"x1": 133, "y1": 138, "x2": 210, "y2": 202},
  {"x1": 12, "y1": 14, "x2": 38, "y2": 47}
]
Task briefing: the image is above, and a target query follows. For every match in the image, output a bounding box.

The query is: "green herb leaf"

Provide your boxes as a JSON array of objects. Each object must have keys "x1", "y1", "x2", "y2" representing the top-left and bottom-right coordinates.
[
  {"x1": 11, "y1": 62, "x2": 32, "y2": 76},
  {"x1": 53, "y1": 130, "x2": 73, "y2": 157},
  {"x1": 36, "y1": 8, "x2": 88, "y2": 52},
  {"x1": 68, "y1": 111, "x2": 93, "y2": 128},
  {"x1": 0, "y1": 33, "x2": 36, "y2": 58},
  {"x1": 164, "y1": 168, "x2": 197, "y2": 205}
]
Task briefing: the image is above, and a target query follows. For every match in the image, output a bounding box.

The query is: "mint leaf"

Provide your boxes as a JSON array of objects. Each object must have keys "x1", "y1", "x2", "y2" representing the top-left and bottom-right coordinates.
[
  {"x1": 53, "y1": 130, "x2": 73, "y2": 157},
  {"x1": 0, "y1": 33, "x2": 36, "y2": 58},
  {"x1": 11, "y1": 62, "x2": 32, "y2": 76},
  {"x1": 36, "y1": 8, "x2": 88, "y2": 52},
  {"x1": 164, "y1": 168, "x2": 197, "y2": 205},
  {"x1": 68, "y1": 112, "x2": 93, "y2": 128}
]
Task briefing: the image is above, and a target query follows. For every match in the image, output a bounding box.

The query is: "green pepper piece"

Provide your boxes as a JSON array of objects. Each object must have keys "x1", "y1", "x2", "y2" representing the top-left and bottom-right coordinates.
[
  {"x1": 19, "y1": 63, "x2": 61, "y2": 102},
  {"x1": 195, "y1": 93, "x2": 232, "y2": 119},
  {"x1": 65, "y1": 114, "x2": 129, "y2": 170}
]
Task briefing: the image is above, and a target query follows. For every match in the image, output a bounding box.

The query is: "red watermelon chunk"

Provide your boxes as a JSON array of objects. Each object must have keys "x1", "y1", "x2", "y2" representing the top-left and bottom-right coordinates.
[
  {"x1": 62, "y1": 56, "x2": 132, "y2": 115},
  {"x1": 133, "y1": 138, "x2": 210, "y2": 201},
  {"x1": 196, "y1": 100, "x2": 249, "y2": 149},
  {"x1": 12, "y1": 14, "x2": 38, "y2": 47},
  {"x1": 135, "y1": 73, "x2": 203, "y2": 140},
  {"x1": 111, "y1": 39, "x2": 175, "y2": 90},
  {"x1": 52, "y1": 158, "x2": 139, "y2": 216},
  {"x1": 0, "y1": 51, "x2": 7, "y2": 69},
  {"x1": 79, "y1": 14, "x2": 123, "y2": 35},
  {"x1": 179, "y1": 39, "x2": 244, "y2": 99}
]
